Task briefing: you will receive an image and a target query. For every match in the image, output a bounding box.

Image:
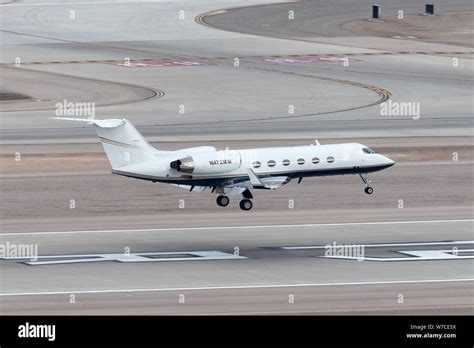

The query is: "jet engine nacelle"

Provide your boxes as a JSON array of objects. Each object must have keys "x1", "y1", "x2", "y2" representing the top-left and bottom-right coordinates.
[{"x1": 170, "y1": 150, "x2": 241, "y2": 174}]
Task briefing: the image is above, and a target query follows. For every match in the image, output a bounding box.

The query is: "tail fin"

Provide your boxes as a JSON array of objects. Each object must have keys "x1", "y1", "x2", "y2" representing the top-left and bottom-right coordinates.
[{"x1": 53, "y1": 118, "x2": 156, "y2": 169}]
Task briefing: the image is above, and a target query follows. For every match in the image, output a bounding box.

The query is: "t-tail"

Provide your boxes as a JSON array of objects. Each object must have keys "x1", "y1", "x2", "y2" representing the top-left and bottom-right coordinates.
[{"x1": 52, "y1": 117, "x2": 156, "y2": 169}]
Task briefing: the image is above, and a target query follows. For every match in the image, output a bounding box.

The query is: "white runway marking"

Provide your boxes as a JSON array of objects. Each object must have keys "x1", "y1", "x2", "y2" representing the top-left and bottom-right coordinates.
[
  {"x1": 323, "y1": 249, "x2": 474, "y2": 261},
  {"x1": 398, "y1": 249, "x2": 474, "y2": 260},
  {"x1": 1, "y1": 278, "x2": 472, "y2": 297},
  {"x1": 0, "y1": 219, "x2": 472, "y2": 236},
  {"x1": 13, "y1": 251, "x2": 246, "y2": 265},
  {"x1": 282, "y1": 240, "x2": 474, "y2": 250}
]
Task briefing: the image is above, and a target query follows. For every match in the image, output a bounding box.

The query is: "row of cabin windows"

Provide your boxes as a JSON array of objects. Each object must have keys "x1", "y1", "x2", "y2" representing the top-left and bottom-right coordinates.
[{"x1": 252, "y1": 156, "x2": 335, "y2": 169}]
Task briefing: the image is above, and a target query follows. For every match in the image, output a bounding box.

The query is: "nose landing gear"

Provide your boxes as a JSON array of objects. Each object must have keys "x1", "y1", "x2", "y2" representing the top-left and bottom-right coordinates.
[
  {"x1": 364, "y1": 186, "x2": 374, "y2": 194},
  {"x1": 359, "y1": 173, "x2": 374, "y2": 195}
]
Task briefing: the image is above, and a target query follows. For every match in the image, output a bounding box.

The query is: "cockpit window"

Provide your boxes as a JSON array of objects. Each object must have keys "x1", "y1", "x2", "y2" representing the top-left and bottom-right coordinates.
[{"x1": 363, "y1": 147, "x2": 376, "y2": 154}]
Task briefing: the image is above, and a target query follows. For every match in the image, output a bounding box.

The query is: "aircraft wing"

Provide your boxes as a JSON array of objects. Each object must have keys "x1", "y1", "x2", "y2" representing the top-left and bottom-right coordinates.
[
  {"x1": 171, "y1": 172, "x2": 291, "y2": 196},
  {"x1": 170, "y1": 184, "x2": 207, "y2": 192},
  {"x1": 224, "y1": 175, "x2": 291, "y2": 195},
  {"x1": 257, "y1": 176, "x2": 292, "y2": 189}
]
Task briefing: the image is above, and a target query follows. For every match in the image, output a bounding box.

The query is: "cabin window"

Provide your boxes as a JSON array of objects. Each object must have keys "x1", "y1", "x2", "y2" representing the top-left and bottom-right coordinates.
[
  {"x1": 297, "y1": 158, "x2": 305, "y2": 165},
  {"x1": 312, "y1": 157, "x2": 320, "y2": 164},
  {"x1": 267, "y1": 160, "x2": 276, "y2": 167},
  {"x1": 282, "y1": 159, "x2": 290, "y2": 166},
  {"x1": 327, "y1": 156, "x2": 335, "y2": 163},
  {"x1": 252, "y1": 161, "x2": 261, "y2": 168}
]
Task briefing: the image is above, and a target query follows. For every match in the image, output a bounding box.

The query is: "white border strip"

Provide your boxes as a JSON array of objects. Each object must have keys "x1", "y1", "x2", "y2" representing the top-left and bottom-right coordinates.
[
  {"x1": 1, "y1": 219, "x2": 472, "y2": 236},
  {"x1": 282, "y1": 240, "x2": 474, "y2": 250},
  {"x1": 1, "y1": 278, "x2": 473, "y2": 296}
]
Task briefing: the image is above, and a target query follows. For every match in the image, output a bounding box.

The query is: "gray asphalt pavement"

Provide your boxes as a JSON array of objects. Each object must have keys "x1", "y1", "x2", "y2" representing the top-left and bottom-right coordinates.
[{"x1": 0, "y1": 0, "x2": 472, "y2": 315}]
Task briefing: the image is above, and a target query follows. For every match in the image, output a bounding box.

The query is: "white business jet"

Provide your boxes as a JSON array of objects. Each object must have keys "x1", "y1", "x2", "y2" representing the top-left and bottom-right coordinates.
[{"x1": 54, "y1": 118, "x2": 395, "y2": 211}]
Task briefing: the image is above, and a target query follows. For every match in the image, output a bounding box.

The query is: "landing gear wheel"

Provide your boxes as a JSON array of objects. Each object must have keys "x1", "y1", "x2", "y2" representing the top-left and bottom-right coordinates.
[
  {"x1": 364, "y1": 187, "x2": 374, "y2": 195},
  {"x1": 216, "y1": 195, "x2": 230, "y2": 207},
  {"x1": 239, "y1": 199, "x2": 253, "y2": 211}
]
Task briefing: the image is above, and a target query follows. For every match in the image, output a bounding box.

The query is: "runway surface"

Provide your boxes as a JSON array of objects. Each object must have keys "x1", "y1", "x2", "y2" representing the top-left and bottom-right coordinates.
[
  {"x1": 1, "y1": 139, "x2": 473, "y2": 314},
  {"x1": 1, "y1": 220, "x2": 473, "y2": 314},
  {"x1": 1, "y1": 0, "x2": 473, "y2": 314}
]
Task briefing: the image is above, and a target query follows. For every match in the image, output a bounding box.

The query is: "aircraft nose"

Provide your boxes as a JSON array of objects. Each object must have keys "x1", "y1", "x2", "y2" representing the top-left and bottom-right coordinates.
[{"x1": 384, "y1": 156, "x2": 395, "y2": 167}]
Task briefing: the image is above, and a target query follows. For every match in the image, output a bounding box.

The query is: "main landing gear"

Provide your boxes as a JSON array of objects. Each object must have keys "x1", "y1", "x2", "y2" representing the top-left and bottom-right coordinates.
[
  {"x1": 239, "y1": 189, "x2": 254, "y2": 211},
  {"x1": 215, "y1": 189, "x2": 254, "y2": 211},
  {"x1": 359, "y1": 173, "x2": 374, "y2": 195},
  {"x1": 216, "y1": 195, "x2": 230, "y2": 207},
  {"x1": 239, "y1": 199, "x2": 253, "y2": 211}
]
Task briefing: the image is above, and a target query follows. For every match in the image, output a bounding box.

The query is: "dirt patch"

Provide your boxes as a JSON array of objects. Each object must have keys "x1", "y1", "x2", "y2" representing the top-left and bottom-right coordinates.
[
  {"x1": 343, "y1": 11, "x2": 474, "y2": 48},
  {"x1": 1, "y1": 153, "x2": 110, "y2": 175},
  {"x1": 0, "y1": 91, "x2": 32, "y2": 101},
  {"x1": 0, "y1": 66, "x2": 159, "y2": 112}
]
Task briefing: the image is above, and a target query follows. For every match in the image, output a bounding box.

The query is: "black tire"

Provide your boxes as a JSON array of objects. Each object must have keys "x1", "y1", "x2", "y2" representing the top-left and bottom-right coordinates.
[
  {"x1": 364, "y1": 187, "x2": 374, "y2": 194},
  {"x1": 216, "y1": 195, "x2": 230, "y2": 207},
  {"x1": 239, "y1": 199, "x2": 253, "y2": 211}
]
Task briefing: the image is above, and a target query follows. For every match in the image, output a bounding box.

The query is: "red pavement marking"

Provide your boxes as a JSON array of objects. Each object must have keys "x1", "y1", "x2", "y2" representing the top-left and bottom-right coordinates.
[
  {"x1": 114, "y1": 61, "x2": 211, "y2": 68},
  {"x1": 264, "y1": 56, "x2": 360, "y2": 64}
]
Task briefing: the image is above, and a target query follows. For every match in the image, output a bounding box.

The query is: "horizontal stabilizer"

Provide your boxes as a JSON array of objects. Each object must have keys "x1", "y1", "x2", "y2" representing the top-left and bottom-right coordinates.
[{"x1": 52, "y1": 117, "x2": 125, "y2": 128}]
